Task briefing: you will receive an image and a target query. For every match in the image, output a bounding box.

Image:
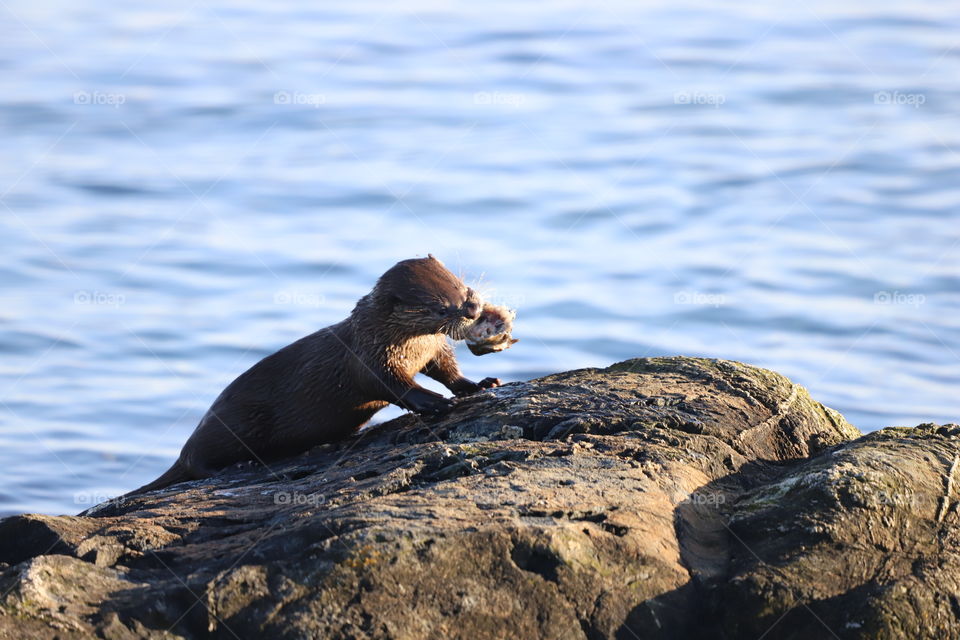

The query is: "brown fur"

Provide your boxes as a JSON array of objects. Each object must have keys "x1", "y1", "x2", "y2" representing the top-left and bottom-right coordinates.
[{"x1": 127, "y1": 256, "x2": 499, "y2": 495}]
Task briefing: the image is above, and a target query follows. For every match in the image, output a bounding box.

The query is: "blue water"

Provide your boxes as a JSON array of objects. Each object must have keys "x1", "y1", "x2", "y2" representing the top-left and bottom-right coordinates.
[{"x1": 1, "y1": 0, "x2": 958, "y2": 516}]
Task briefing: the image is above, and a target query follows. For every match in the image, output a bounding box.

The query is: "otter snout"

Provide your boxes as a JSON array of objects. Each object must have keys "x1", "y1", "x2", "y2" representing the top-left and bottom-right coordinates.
[
  {"x1": 462, "y1": 300, "x2": 480, "y2": 320},
  {"x1": 461, "y1": 289, "x2": 482, "y2": 320}
]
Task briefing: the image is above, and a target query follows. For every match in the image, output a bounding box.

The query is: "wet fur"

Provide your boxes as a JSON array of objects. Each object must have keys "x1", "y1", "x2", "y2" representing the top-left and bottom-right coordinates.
[{"x1": 127, "y1": 256, "x2": 498, "y2": 496}]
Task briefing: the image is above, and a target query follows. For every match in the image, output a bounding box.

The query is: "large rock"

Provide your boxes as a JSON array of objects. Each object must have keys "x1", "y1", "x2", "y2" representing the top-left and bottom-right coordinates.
[{"x1": 0, "y1": 356, "x2": 954, "y2": 639}]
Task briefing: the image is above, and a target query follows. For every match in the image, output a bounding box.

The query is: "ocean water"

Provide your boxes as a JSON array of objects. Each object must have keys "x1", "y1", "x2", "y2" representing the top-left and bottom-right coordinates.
[{"x1": 1, "y1": 0, "x2": 958, "y2": 515}]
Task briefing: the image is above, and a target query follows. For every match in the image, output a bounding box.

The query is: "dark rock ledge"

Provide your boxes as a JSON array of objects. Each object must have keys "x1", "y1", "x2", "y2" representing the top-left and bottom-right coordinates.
[{"x1": 1, "y1": 357, "x2": 957, "y2": 639}]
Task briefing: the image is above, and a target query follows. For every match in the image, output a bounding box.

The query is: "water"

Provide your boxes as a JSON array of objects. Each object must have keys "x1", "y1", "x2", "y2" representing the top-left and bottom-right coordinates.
[{"x1": 1, "y1": 0, "x2": 958, "y2": 516}]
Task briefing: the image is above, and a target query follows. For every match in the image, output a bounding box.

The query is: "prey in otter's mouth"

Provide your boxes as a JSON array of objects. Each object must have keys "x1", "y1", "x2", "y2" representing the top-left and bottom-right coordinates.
[
  {"x1": 465, "y1": 304, "x2": 518, "y2": 355},
  {"x1": 124, "y1": 254, "x2": 512, "y2": 498}
]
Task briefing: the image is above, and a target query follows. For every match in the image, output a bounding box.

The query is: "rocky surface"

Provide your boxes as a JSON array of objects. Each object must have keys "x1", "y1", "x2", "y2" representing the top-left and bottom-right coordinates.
[{"x1": 0, "y1": 356, "x2": 956, "y2": 639}]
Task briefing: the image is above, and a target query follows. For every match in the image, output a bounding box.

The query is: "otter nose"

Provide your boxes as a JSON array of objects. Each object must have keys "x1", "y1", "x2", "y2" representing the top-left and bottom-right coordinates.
[{"x1": 463, "y1": 300, "x2": 480, "y2": 320}]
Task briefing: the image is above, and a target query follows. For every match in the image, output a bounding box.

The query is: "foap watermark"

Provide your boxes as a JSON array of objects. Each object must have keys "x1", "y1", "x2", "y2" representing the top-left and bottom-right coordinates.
[
  {"x1": 274, "y1": 90, "x2": 326, "y2": 108},
  {"x1": 274, "y1": 491, "x2": 326, "y2": 506},
  {"x1": 74, "y1": 490, "x2": 125, "y2": 506},
  {"x1": 274, "y1": 290, "x2": 325, "y2": 307},
  {"x1": 676, "y1": 490, "x2": 726, "y2": 506},
  {"x1": 74, "y1": 290, "x2": 125, "y2": 308},
  {"x1": 74, "y1": 91, "x2": 126, "y2": 108},
  {"x1": 874, "y1": 291, "x2": 925, "y2": 308},
  {"x1": 673, "y1": 291, "x2": 728, "y2": 307},
  {"x1": 874, "y1": 91, "x2": 925, "y2": 108},
  {"x1": 674, "y1": 91, "x2": 725, "y2": 108},
  {"x1": 480, "y1": 292, "x2": 526, "y2": 308},
  {"x1": 474, "y1": 91, "x2": 526, "y2": 107}
]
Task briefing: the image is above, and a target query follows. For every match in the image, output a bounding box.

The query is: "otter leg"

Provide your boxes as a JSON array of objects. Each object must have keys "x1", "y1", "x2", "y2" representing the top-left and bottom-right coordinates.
[{"x1": 422, "y1": 343, "x2": 502, "y2": 397}]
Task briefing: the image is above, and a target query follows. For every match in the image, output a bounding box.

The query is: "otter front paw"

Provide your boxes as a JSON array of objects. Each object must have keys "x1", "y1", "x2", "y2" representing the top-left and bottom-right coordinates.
[
  {"x1": 477, "y1": 377, "x2": 501, "y2": 390},
  {"x1": 410, "y1": 396, "x2": 454, "y2": 415},
  {"x1": 400, "y1": 388, "x2": 453, "y2": 415},
  {"x1": 451, "y1": 376, "x2": 502, "y2": 397}
]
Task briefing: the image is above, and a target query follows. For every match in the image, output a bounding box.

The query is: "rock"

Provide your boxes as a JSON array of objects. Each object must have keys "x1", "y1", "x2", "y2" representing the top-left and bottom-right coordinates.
[{"x1": 0, "y1": 356, "x2": 954, "y2": 639}]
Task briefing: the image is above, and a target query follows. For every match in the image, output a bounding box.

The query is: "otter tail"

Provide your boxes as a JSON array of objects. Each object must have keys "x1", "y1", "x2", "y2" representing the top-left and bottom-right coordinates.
[{"x1": 123, "y1": 459, "x2": 192, "y2": 498}]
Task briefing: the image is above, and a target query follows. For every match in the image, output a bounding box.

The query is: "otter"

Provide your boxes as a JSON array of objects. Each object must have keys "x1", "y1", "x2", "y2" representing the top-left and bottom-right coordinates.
[{"x1": 128, "y1": 255, "x2": 501, "y2": 496}]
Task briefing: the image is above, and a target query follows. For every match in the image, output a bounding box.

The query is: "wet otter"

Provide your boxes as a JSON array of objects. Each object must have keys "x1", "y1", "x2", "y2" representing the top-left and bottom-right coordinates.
[{"x1": 128, "y1": 255, "x2": 501, "y2": 495}]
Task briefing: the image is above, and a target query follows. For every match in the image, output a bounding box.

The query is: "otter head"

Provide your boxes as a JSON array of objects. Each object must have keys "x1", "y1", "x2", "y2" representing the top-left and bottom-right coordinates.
[{"x1": 375, "y1": 255, "x2": 482, "y2": 339}]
